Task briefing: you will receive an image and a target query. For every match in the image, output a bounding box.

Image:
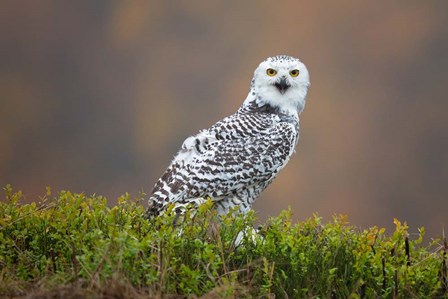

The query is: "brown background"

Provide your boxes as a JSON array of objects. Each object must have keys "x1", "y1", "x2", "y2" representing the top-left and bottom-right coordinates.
[{"x1": 1, "y1": 1, "x2": 447, "y2": 238}]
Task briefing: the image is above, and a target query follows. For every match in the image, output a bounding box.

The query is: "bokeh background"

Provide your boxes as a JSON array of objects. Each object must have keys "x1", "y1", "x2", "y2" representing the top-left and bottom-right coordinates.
[{"x1": 1, "y1": 1, "x2": 447, "y2": 237}]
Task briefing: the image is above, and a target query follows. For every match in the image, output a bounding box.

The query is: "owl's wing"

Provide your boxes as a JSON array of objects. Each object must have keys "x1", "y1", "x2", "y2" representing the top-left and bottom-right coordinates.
[{"x1": 147, "y1": 113, "x2": 296, "y2": 217}]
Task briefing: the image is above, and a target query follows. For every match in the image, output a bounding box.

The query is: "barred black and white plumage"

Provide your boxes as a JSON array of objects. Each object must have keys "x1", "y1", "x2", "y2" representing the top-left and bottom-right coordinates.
[{"x1": 146, "y1": 55, "x2": 310, "y2": 218}]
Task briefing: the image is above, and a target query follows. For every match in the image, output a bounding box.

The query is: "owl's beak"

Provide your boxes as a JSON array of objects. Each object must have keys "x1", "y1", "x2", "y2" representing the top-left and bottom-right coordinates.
[{"x1": 274, "y1": 77, "x2": 290, "y2": 94}]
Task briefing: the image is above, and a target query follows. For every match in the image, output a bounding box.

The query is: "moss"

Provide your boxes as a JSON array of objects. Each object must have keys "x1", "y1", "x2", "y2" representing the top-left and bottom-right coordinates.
[{"x1": 0, "y1": 185, "x2": 446, "y2": 298}]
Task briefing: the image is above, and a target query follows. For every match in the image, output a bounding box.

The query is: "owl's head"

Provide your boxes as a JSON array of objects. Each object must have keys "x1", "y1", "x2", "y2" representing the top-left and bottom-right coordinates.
[{"x1": 250, "y1": 55, "x2": 310, "y2": 115}]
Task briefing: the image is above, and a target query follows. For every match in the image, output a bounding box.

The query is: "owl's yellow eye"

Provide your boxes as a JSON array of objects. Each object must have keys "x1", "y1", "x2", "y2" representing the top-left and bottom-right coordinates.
[
  {"x1": 289, "y1": 69, "x2": 299, "y2": 77},
  {"x1": 266, "y1": 68, "x2": 277, "y2": 76}
]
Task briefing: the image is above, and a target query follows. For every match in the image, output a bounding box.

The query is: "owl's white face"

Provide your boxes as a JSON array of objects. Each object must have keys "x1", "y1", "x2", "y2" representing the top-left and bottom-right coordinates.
[{"x1": 251, "y1": 55, "x2": 310, "y2": 115}]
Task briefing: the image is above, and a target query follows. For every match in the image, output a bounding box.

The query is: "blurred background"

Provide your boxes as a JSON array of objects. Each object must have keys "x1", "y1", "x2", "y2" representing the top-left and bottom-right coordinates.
[{"x1": 1, "y1": 1, "x2": 447, "y2": 238}]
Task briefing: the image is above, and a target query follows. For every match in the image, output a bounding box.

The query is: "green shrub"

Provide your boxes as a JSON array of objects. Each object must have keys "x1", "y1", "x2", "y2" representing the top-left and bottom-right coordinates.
[{"x1": 0, "y1": 184, "x2": 447, "y2": 298}]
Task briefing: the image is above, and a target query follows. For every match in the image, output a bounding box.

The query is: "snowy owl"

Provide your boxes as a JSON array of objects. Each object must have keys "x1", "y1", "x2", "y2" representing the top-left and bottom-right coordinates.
[{"x1": 146, "y1": 55, "x2": 310, "y2": 218}]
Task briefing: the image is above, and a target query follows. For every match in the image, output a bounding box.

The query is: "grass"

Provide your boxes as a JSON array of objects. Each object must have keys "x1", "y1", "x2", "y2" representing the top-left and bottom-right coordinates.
[{"x1": 0, "y1": 184, "x2": 447, "y2": 298}]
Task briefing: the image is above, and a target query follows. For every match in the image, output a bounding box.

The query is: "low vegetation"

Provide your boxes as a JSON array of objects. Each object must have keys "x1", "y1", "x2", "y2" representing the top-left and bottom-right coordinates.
[{"x1": 0, "y1": 185, "x2": 447, "y2": 298}]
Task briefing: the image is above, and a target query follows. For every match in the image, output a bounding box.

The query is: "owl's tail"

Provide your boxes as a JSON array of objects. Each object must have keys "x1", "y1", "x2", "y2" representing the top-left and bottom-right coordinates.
[{"x1": 145, "y1": 163, "x2": 188, "y2": 219}]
